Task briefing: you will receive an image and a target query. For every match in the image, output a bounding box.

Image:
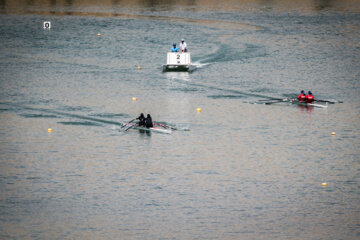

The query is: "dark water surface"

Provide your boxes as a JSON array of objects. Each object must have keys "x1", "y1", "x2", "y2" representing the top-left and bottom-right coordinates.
[{"x1": 0, "y1": 1, "x2": 359, "y2": 239}]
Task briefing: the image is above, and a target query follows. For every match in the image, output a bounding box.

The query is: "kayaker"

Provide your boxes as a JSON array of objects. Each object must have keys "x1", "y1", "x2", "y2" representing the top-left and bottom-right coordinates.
[
  {"x1": 306, "y1": 91, "x2": 314, "y2": 103},
  {"x1": 171, "y1": 43, "x2": 179, "y2": 52},
  {"x1": 136, "y1": 113, "x2": 146, "y2": 127},
  {"x1": 179, "y1": 39, "x2": 187, "y2": 52},
  {"x1": 145, "y1": 114, "x2": 154, "y2": 128},
  {"x1": 297, "y1": 90, "x2": 306, "y2": 102}
]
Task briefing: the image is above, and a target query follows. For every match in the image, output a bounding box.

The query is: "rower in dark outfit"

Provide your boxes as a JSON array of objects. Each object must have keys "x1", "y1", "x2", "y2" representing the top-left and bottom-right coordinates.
[
  {"x1": 145, "y1": 114, "x2": 153, "y2": 128},
  {"x1": 136, "y1": 113, "x2": 146, "y2": 127}
]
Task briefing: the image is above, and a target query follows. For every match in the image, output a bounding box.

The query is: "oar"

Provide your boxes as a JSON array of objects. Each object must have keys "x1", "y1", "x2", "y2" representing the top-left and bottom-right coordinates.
[
  {"x1": 265, "y1": 99, "x2": 288, "y2": 105},
  {"x1": 157, "y1": 123, "x2": 177, "y2": 130},
  {"x1": 315, "y1": 99, "x2": 342, "y2": 104},
  {"x1": 120, "y1": 118, "x2": 136, "y2": 129},
  {"x1": 257, "y1": 99, "x2": 285, "y2": 102},
  {"x1": 154, "y1": 122, "x2": 172, "y2": 129},
  {"x1": 125, "y1": 123, "x2": 137, "y2": 131},
  {"x1": 255, "y1": 98, "x2": 290, "y2": 105}
]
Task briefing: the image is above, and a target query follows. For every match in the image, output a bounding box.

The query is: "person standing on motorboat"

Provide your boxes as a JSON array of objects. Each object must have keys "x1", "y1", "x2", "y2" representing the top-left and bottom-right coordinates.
[
  {"x1": 171, "y1": 43, "x2": 179, "y2": 52},
  {"x1": 136, "y1": 113, "x2": 146, "y2": 127},
  {"x1": 145, "y1": 114, "x2": 154, "y2": 128},
  {"x1": 305, "y1": 91, "x2": 315, "y2": 103},
  {"x1": 179, "y1": 39, "x2": 187, "y2": 52},
  {"x1": 297, "y1": 90, "x2": 306, "y2": 102}
]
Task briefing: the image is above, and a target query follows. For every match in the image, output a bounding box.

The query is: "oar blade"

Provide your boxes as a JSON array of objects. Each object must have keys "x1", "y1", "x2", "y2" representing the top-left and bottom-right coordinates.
[{"x1": 120, "y1": 118, "x2": 136, "y2": 129}]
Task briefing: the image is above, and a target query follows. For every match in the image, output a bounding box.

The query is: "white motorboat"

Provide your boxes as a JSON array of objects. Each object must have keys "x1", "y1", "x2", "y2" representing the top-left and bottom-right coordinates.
[{"x1": 162, "y1": 52, "x2": 195, "y2": 72}]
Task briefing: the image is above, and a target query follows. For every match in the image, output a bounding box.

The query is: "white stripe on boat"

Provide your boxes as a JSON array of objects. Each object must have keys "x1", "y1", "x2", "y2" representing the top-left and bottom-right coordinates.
[
  {"x1": 133, "y1": 126, "x2": 172, "y2": 134},
  {"x1": 292, "y1": 101, "x2": 328, "y2": 108}
]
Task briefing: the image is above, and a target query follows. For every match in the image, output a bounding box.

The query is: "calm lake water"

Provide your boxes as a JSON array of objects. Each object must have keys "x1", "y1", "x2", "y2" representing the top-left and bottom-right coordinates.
[{"x1": 0, "y1": 1, "x2": 359, "y2": 239}]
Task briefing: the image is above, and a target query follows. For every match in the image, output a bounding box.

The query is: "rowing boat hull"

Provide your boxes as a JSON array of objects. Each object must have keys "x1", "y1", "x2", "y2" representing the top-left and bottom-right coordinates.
[
  {"x1": 133, "y1": 126, "x2": 172, "y2": 134},
  {"x1": 162, "y1": 64, "x2": 195, "y2": 72},
  {"x1": 293, "y1": 101, "x2": 328, "y2": 108},
  {"x1": 254, "y1": 99, "x2": 328, "y2": 108}
]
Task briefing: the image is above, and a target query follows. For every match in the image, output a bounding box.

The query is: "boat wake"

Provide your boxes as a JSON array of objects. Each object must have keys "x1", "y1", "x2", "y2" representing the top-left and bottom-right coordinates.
[
  {"x1": 192, "y1": 61, "x2": 210, "y2": 68},
  {"x1": 165, "y1": 72, "x2": 191, "y2": 82},
  {"x1": 0, "y1": 102, "x2": 126, "y2": 127},
  {"x1": 194, "y1": 43, "x2": 266, "y2": 65}
]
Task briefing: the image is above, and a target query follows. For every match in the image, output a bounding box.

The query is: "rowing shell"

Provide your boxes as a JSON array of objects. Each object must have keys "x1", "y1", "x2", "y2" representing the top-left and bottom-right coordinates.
[
  {"x1": 291, "y1": 101, "x2": 328, "y2": 108},
  {"x1": 255, "y1": 98, "x2": 328, "y2": 108},
  {"x1": 133, "y1": 126, "x2": 172, "y2": 134}
]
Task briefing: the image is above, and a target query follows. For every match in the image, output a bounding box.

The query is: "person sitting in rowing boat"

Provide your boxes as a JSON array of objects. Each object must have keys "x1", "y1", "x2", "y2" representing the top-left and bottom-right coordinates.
[
  {"x1": 171, "y1": 43, "x2": 179, "y2": 52},
  {"x1": 136, "y1": 113, "x2": 146, "y2": 127},
  {"x1": 145, "y1": 114, "x2": 154, "y2": 128},
  {"x1": 306, "y1": 91, "x2": 314, "y2": 103},
  {"x1": 179, "y1": 38, "x2": 187, "y2": 52},
  {"x1": 297, "y1": 90, "x2": 306, "y2": 102}
]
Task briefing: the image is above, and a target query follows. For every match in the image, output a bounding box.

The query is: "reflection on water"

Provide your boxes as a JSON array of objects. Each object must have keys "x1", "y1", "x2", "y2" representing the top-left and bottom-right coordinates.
[
  {"x1": 0, "y1": 0, "x2": 359, "y2": 239},
  {"x1": 314, "y1": 0, "x2": 334, "y2": 11},
  {"x1": 165, "y1": 72, "x2": 191, "y2": 82},
  {"x1": 0, "y1": 0, "x2": 359, "y2": 14},
  {"x1": 297, "y1": 104, "x2": 315, "y2": 114},
  {"x1": 0, "y1": 0, "x2": 5, "y2": 10}
]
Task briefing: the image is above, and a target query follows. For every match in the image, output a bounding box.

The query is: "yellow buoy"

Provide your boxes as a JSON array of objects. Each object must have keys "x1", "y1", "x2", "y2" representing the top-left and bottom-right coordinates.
[
  {"x1": 322, "y1": 182, "x2": 327, "y2": 186},
  {"x1": 197, "y1": 108, "x2": 202, "y2": 112},
  {"x1": 132, "y1": 97, "x2": 137, "y2": 101},
  {"x1": 97, "y1": 33, "x2": 101, "y2": 37},
  {"x1": 48, "y1": 128, "x2": 52, "y2": 132},
  {"x1": 137, "y1": 66, "x2": 141, "y2": 70},
  {"x1": 331, "y1": 132, "x2": 336, "y2": 135}
]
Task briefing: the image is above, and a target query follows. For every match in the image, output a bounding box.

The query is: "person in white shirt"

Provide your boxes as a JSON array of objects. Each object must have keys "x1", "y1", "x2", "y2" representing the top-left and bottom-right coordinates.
[{"x1": 179, "y1": 39, "x2": 187, "y2": 52}]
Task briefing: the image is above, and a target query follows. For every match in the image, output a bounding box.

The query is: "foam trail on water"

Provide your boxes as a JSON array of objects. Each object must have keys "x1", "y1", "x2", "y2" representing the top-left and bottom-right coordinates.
[{"x1": 192, "y1": 61, "x2": 210, "y2": 68}]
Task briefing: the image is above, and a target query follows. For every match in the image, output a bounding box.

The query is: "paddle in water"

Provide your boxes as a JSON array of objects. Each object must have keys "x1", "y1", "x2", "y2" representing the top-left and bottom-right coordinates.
[
  {"x1": 254, "y1": 98, "x2": 289, "y2": 105},
  {"x1": 156, "y1": 123, "x2": 177, "y2": 130},
  {"x1": 121, "y1": 118, "x2": 136, "y2": 129},
  {"x1": 315, "y1": 99, "x2": 342, "y2": 104},
  {"x1": 125, "y1": 123, "x2": 137, "y2": 131}
]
